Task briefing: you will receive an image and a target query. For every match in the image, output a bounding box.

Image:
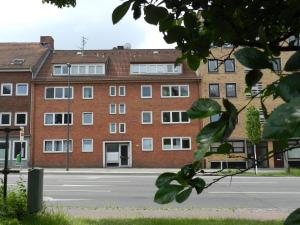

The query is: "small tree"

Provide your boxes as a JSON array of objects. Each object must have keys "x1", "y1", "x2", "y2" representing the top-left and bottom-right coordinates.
[{"x1": 245, "y1": 106, "x2": 262, "y2": 174}]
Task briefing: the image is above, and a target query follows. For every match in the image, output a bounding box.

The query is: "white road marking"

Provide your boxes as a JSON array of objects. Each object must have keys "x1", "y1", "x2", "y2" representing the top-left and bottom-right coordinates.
[
  {"x1": 217, "y1": 182, "x2": 276, "y2": 184},
  {"x1": 208, "y1": 191, "x2": 300, "y2": 194},
  {"x1": 44, "y1": 189, "x2": 111, "y2": 193},
  {"x1": 45, "y1": 184, "x2": 110, "y2": 187},
  {"x1": 44, "y1": 197, "x2": 90, "y2": 201}
]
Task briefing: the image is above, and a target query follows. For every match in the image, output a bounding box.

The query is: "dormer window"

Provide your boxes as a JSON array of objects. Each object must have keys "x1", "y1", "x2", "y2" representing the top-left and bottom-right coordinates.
[
  {"x1": 53, "y1": 64, "x2": 105, "y2": 76},
  {"x1": 11, "y1": 58, "x2": 25, "y2": 65},
  {"x1": 130, "y1": 64, "x2": 182, "y2": 75}
]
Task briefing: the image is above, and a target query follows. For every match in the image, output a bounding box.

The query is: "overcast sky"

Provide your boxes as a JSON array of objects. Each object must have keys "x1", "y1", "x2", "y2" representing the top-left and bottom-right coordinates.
[{"x1": 0, "y1": 0, "x2": 174, "y2": 50}]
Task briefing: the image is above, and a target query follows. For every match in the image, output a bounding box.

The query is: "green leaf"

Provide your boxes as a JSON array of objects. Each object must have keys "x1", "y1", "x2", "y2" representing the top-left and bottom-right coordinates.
[
  {"x1": 112, "y1": 0, "x2": 132, "y2": 24},
  {"x1": 144, "y1": 5, "x2": 168, "y2": 25},
  {"x1": 175, "y1": 187, "x2": 193, "y2": 203},
  {"x1": 187, "y1": 53, "x2": 200, "y2": 70},
  {"x1": 234, "y1": 47, "x2": 272, "y2": 70},
  {"x1": 159, "y1": 15, "x2": 175, "y2": 32},
  {"x1": 204, "y1": 142, "x2": 232, "y2": 157},
  {"x1": 190, "y1": 177, "x2": 206, "y2": 194},
  {"x1": 277, "y1": 73, "x2": 300, "y2": 102},
  {"x1": 245, "y1": 70, "x2": 263, "y2": 87},
  {"x1": 284, "y1": 51, "x2": 300, "y2": 71},
  {"x1": 155, "y1": 172, "x2": 177, "y2": 188},
  {"x1": 164, "y1": 26, "x2": 187, "y2": 44},
  {"x1": 187, "y1": 99, "x2": 222, "y2": 119},
  {"x1": 154, "y1": 184, "x2": 184, "y2": 204},
  {"x1": 183, "y1": 12, "x2": 198, "y2": 30},
  {"x1": 222, "y1": 99, "x2": 238, "y2": 139},
  {"x1": 196, "y1": 120, "x2": 226, "y2": 145},
  {"x1": 263, "y1": 98, "x2": 300, "y2": 139},
  {"x1": 284, "y1": 208, "x2": 300, "y2": 225},
  {"x1": 180, "y1": 164, "x2": 196, "y2": 179},
  {"x1": 132, "y1": 2, "x2": 141, "y2": 20}
]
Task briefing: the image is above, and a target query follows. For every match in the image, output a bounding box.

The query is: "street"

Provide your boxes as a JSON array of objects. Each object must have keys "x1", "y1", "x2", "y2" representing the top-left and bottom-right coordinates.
[{"x1": 4, "y1": 173, "x2": 300, "y2": 211}]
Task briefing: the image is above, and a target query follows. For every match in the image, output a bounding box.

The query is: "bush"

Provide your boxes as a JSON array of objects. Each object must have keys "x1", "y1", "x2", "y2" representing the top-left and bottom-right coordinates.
[{"x1": 0, "y1": 177, "x2": 28, "y2": 221}]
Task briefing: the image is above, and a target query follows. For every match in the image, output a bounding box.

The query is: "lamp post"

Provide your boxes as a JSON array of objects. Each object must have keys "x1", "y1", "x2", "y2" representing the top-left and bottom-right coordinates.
[{"x1": 66, "y1": 63, "x2": 71, "y2": 171}]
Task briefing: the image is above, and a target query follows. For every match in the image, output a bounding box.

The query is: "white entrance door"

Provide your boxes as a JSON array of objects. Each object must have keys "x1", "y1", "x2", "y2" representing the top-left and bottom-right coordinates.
[{"x1": 105, "y1": 143, "x2": 130, "y2": 167}]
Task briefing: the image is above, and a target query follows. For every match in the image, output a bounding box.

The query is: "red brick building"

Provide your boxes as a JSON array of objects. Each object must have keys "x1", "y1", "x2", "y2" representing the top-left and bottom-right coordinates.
[
  {"x1": 0, "y1": 37, "x2": 51, "y2": 166},
  {"x1": 31, "y1": 47, "x2": 202, "y2": 167}
]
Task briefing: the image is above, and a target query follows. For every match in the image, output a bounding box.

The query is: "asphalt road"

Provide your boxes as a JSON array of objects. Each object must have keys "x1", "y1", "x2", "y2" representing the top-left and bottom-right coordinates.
[{"x1": 4, "y1": 174, "x2": 300, "y2": 210}]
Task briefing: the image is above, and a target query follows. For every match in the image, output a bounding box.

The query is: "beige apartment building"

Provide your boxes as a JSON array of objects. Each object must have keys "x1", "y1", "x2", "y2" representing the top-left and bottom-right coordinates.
[{"x1": 198, "y1": 46, "x2": 300, "y2": 169}]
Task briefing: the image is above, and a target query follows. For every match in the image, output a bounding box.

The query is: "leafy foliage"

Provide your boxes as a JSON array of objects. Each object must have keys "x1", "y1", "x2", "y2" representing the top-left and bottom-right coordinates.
[
  {"x1": 42, "y1": 0, "x2": 75, "y2": 8},
  {"x1": 245, "y1": 106, "x2": 261, "y2": 145},
  {"x1": 284, "y1": 208, "x2": 300, "y2": 225}
]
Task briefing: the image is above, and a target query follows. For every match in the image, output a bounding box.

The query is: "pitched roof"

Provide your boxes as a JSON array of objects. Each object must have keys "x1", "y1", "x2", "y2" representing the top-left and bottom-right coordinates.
[
  {"x1": 37, "y1": 49, "x2": 196, "y2": 80},
  {"x1": 0, "y1": 43, "x2": 49, "y2": 71}
]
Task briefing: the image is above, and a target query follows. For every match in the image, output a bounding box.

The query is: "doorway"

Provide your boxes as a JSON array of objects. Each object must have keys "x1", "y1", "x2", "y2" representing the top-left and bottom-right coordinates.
[{"x1": 103, "y1": 142, "x2": 131, "y2": 167}]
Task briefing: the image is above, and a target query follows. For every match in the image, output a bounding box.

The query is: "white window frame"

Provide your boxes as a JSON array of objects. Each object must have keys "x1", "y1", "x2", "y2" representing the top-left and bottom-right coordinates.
[
  {"x1": 162, "y1": 137, "x2": 192, "y2": 151},
  {"x1": 53, "y1": 64, "x2": 105, "y2": 76},
  {"x1": 161, "y1": 85, "x2": 190, "y2": 98},
  {"x1": 15, "y1": 112, "x2": 28, "y2": 126},
  {"x1": 161, "y1": 111, "x2": 190, "y2": 124},
  {"x1": 130, "y1": 64, "x2": 182, "y2": 75},
  {"x1": 141, "y1": 111, "x2": 153, "y2": 124},
  {"x1": 141, "y1": 85, "x2": 152, "y2": 99},
  {"x1": 44, "y1": 87, "x2": 74, "y2": 100},
  {"x1": 12, "y1": 140, "x2": 28, "y2": 160},
  {"x1": 109, "y1": 104, "x2": 117, "y2": 114},
  {"x1": 142, "y1": 138, "x2": 153, "y2": 151},
  {"x1": 1, "y1": 83, "x2": 13, "y2": 96},
  {"x1": 43, "y1": 139, "x2": 73, "y2": 153},
  {"x1": 82, "y1": 139, "x2": 93, "y2": 152},
  {"x1": 119, "y1": 86, "x2": 126, "y2": 96},
  {"x1": 109, "y1": 86, "x2": 116, "y2": 96},
  {"x1": 0, "y1": 112, "x2": 11, "y2": 126},
  {"x1": 82, "y1": 86, "x2": 93, "y2": 99},
  {"x1": 15, "y1": 83, "x2": 29, "y2": 96},
  {"x1": 0, "y1": 141, "x2": 9, "y2": 160},
  {"x1": 119, "y1": 123, "x2": 126, "y2": 134},
  {"x1": 82, "y1": 112, "x2": 93, "y2": 125},
  {"x1": 44, "y1": 112, "x2": 73, "y2": 126},
  {"x1": 109, "y1": 123, "x2": 117, "y2": 134},
  {"x1": 119, "y1": 103, "x2": 126, "y2": 114}
]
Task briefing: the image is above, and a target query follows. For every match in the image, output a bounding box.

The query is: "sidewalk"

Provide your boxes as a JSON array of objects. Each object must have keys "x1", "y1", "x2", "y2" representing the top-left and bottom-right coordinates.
[{"x1": 15, "y1": 167, "x2": 286, "y2": 176}]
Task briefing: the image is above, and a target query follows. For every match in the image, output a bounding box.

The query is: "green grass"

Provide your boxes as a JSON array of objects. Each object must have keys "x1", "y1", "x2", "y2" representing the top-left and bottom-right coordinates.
[
  {"x1": 217, "y1": 168, "x2": 300, "y2": 177},
  {"x1": 0, "y1": 213, "x2": 283, "y2": 225}
]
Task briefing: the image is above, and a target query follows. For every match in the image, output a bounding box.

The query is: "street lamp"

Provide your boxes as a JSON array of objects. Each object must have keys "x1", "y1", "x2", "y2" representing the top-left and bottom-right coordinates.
[{"x1": 66, "y1": 63, "x2": 71, "y2": 171}]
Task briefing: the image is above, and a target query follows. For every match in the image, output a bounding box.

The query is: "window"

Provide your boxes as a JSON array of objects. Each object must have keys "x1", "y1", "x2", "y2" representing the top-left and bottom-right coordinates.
[
  {"x1": 161, "y1": 85, "x2": 189, "y2": 98},
  {"x1": 119, "y1": 86, "x2": 126, "y2": 96},
  {"x1": 226, "y1": 83, "x2": 237, "y2": 97},
  {"x1": 109, "y1": 123, "x2": 117, "y2": 134},
  {"x1": 209, "y1": 84, "x2": 220, "y2": 97},
  {"x1": 43, "y1": 139, "x2": 73, "y2": 153},
  {"x1": 15, "y1": 112, "x2": 27, "y2": 126},
  {"x1": 109, "y1": 104, "x2": 117, "y2": 114},
  {"x1": 141, "y1": 85, "x2": 152, "y2": 98},
  {"x1": 247, "y1": 82, "x2": 263, "y2": 97},
  {"x1": 82, "y1": 86, "x2": 93, "y2": 99},
  {"x1": 208, "y1": 59, "x2": 218, "y2": 72},
  {"x1": 0, "y1": 142, "x2": 8, "y2": 160},
  {"x1": 119, "y1": 123, "x2": 126, "y2": 133},
  {"x1": 1, "y1": 83, "x2": 13, "y2": 96},
  {"x1": 272, "y1": 58, "x2": 281, "y2": 72},
  {"x1": 82, "y1": 112, "x2": 93, "y2": 125},
  {"x1": 44, "y1": 113, "x2": 72, "y2": 125},
  {"x1": 130, "y1": 64, "x2": 182, "y2": 75},
  {"x1": 119, "y1": 103, "x2": 126, "y2": 114},
  {"x1": 162, "y1": 137, "x2": 191, "y2": 150},
  {"x1": 82, "y1": 139, "x2": 93, "y2": 152},
  {"x1": 162, "y1": 111, "x2": 190, "y2": 124},
  {"x1": 16, "y1": 83, "x2": 28, "y2": 96},
  {"x1": 45, "y1": 87, "x2": 73, "y2": 99},
  {"x1": 53, "y1": 64, "x2": 105, "y2": 75},
  {"x1": 259, "y1": 108, "x2": 265, "y2": 123},
  {"x1": 0, "y1": 113, "x2": 11, "y2": 126},
  {"x1": 13, "y1": 141, "x2": 27, "y2": 160},
  {"x1": 142, "y1": 138, "x2": 153, "y2": 151},
  {"x1": 210, "y1": 140, "x2": 245, "y2": 153},
  {"x1": 287, "y1": 140, "x2": 300, "y2": 159},
  {"x1": 109, "y1": 86, "x2": 116, "y2": 96},
  {"x1": 224, "y1": 59, "x2": 235, "y2": 72},
  {"x1": 288, "y1": 35, "x2": 300, "y2": 46},
  {"x1": 210, "y1": 114, "x2": 221, "y2": 122},
  {"x1": 141, "y1": 111, "x2": 152, "y2": 124}
]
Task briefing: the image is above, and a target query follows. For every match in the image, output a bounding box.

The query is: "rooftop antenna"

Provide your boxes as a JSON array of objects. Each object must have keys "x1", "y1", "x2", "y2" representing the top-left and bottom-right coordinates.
[{"x1": 79, "y1": 36, "x2": 88, "y2": 55}]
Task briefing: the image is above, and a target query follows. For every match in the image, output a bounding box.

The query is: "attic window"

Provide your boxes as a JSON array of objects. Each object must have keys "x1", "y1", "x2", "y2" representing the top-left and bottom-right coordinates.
[{"x1": 11, "y1": 58, "x2": 25, "y2": 65}]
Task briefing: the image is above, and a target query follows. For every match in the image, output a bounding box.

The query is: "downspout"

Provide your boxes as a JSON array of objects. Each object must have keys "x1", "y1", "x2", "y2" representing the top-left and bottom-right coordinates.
[{"x1": 29, "y1": 69, "x2": 35, "y2": 167}]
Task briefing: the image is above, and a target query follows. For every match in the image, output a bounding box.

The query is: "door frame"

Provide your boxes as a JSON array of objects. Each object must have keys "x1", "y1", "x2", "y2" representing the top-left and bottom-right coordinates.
[{"x1": 102, "y1": 141, "x2": 132, "y2": 168}]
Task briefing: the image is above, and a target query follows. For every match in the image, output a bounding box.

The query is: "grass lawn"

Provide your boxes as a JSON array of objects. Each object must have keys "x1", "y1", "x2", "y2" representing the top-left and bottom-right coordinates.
[
  {"x1": 216, "y1": 168, "x2": 300, "y2": 177},
  {"x1": 0, "y1": 213, "x2": 283, "y2": 225}
]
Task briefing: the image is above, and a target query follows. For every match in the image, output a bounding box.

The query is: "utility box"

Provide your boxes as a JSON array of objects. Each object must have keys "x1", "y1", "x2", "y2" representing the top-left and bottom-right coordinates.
[{"x1": 27, "y1": 168, "x2": 44, "y2": 214}]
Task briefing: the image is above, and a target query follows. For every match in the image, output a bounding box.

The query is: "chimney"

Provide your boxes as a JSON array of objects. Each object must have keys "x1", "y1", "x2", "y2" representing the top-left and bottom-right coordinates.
[{"x1": 40, "y1": 36, "x2": 54, "y2": 50}]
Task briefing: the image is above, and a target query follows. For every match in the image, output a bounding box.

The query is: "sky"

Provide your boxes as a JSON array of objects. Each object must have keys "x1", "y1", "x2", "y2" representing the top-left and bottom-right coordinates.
[{"x1": 0, "y1": 0, "x2": 175, "y2": 50}]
